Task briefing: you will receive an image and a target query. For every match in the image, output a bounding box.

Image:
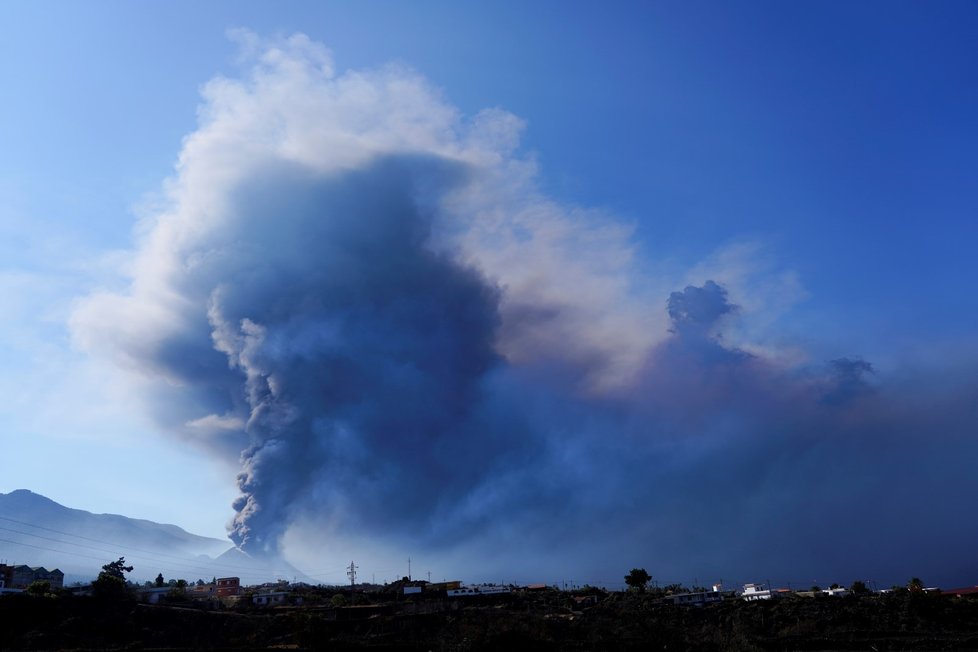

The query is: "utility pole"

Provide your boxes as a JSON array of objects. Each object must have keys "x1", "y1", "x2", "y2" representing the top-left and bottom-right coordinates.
[
  {"x1": 427, "y1": 570, "x2": 431, "y2": 583},
  {"x1": 347, "y1": 561, "x2": 358, "y2": 594},
  {"x1": 407, "y1": 557, "x2": 411, "y2": 581}
]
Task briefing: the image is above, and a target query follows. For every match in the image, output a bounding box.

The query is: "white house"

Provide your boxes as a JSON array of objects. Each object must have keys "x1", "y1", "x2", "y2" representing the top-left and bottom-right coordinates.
[
  {"x1": 741, "y1": 583, "x2": 776, "y2": 600},
  {"x1": 447, "y1": 585, "x2": 510, "y2": 597},
  {"x1": 663, "y1": 588, "x2": 728, "y2": 606}
]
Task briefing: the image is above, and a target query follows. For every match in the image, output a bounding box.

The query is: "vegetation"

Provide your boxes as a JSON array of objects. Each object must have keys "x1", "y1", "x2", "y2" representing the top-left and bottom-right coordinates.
[
  {"x1": 850, "y1": 580, "x2": 870, "y2": 595},
  {"x1": 25, "y1": 580, "x2": 51, "y2": 597},
  {"x1": 1, "y1": 583, "x2": 978, "y2": 650},
  {"x1": 91, "y1": 557, "x2": 134, "y2": 600},
  {"x1": 623, "y1": 568, "x2": 651, "y2": 593}
]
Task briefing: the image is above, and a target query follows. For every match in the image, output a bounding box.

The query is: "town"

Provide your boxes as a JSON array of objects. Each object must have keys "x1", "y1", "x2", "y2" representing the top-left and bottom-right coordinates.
[
  {"x1": 5, "y1": 558, "x2": 977, "y2": 605},
  {"x1": 3, "y1": 557, "x2": 978, "y2": 650}
]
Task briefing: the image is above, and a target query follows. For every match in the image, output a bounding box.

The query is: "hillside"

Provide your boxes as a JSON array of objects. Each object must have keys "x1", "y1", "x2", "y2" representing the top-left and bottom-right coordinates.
[
  {"x1": 2, "y1": 589, "x2": 978, "y2": 650},
  {"x1": 0, "y1": 489, "x2": 230, "y2": 583}
]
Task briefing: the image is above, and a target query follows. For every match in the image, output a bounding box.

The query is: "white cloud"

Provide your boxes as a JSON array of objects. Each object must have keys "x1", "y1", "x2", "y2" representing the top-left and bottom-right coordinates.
[{"x1": 73, "y1": 30, "x2": 724, "y2": 398}]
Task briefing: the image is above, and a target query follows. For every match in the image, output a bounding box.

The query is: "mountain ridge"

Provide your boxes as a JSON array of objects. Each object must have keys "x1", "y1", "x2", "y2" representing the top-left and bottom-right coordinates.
[
  {"x1": 0, "y1": 489, "x2": 231, "y2": 583},
  {"x1": 0, "y1": 489, "x2": 227, "y2": 547},
  {"x1": 0, "y1": 489, "x2": 313, "y2": 585}
]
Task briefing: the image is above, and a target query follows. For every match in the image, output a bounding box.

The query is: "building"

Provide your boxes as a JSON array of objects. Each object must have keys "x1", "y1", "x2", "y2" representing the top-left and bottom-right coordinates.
[
  {"x1": 137, "y1": 586, "x2": 172, "y2": 604},
  {"x1": 0, "y1": 564, "x2": 64, "y2": 590},
  {"x1": 573, "y1": 594, "x2": 601, "y2": 607},
  {"x1": 447, "y1": 585, "x2": 510, "y2": 597},
  {"x1": 215, "y1": 577, "x2": 241, "y2": 597},
  {"x1": 189, "y1": 582, "x2": 217, "y2": 598},
  {"x1": 662, "y1": 588, "x2": 728, "y2": 606},
  {"x1": 253, "y1": 591, "x2": 291, "y2": 606},
  {"x1": 741, "y1": 583, "x2": 777, "y2": 600}
]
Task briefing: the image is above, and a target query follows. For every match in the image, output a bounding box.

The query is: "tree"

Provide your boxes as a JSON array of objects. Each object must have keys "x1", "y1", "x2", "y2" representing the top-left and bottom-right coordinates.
[
  {"x1": 101, "y1": 557, "x2": 134, "y2": 579},
  {"x1": 907, "y1": 577, "x2": 925, "y2": 593},
  {"x1": 167, "y1": 579, "x2": 189, "y2": 603},
  {"x1": 155, "y1": 573, "x2": 165, "y2": 588},
  {"x1": 849, "y1": 580, "x2": 870, "y2": 595},
  {"x1": 92, "y1": 557, "x2": 134, "y2": 600},
  {"x1": 624, "y1": 568, "x2": 652, "y2": 592},
  {"x1": 26, "y1": 580, "x2": 51, "y2": 596}
]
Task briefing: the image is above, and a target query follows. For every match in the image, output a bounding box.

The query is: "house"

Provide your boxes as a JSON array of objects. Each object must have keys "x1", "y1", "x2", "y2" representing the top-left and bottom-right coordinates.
[
  {"x1": 252, "y1": 591, "x2": 291, "y2": 606},
  {"x1": 215, "y1": 577, "x2": 241, "y2": 597},
  {"x1": 662, "y1": 588, "x2": 729, "y2": 606},
  {"x1": 742, "y1": 583, "x2": 777, "y2": 600},
  {"x1": 189, "y1": 582, "x2": 216, "y2": 598},
  {"x1": 447, "y1": 584, "x2": 510, "y2": 597},
  {"x1": 137, "y1": 586, "x2": 172, "y2": 604},
  {"x1": 573, "y1": 594, "x2": 600, "y2": 607}
]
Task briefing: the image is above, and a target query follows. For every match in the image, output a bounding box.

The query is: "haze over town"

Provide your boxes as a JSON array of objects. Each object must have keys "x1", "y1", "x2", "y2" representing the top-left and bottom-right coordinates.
[{"x1": 1, "y1": 2, "x2": 976, "y2": 591}]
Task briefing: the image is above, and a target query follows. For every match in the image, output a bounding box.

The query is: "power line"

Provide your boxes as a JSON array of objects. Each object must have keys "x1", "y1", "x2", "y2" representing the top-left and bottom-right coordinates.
[
  {"x1": 0, "y1": 515, "x2": 250, "y2": 569},
  {"x1": 0, "y1": 515, "x2": 295, "y2": 575},
  {"x1": 0, "y1": 536, "x2": 244, "y2": 578},
  {"x1": 0, "y1": 525, "x2": 147, "y2": 558},
  {"x1": 0, "y1": 539, "x2": 286, "y2": 577},
  {"x1": 0, "y1": 514, "x2": 386, "y2": 584},
  {"x1": 0, "y1": 537, "x2": 113, "y2": 563},
  {"x1": 0, "y1": 526, "x2": 233, "y2": 576}
]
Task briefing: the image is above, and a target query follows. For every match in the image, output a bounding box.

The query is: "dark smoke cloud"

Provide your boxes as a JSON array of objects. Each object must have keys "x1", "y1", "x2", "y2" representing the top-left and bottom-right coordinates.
[
  {"x1": 667, "y1": 280, "x2": 736, "y2": 333},
  {"x1": 218, "y1": 166, "x2": 522, "y2": 553},
  {"x1": 822, "y1": 357, "x2": 875, "y2": 405},
  {"x1": 96, "y1": 157, "x2": 527, "y2": 555},
  {"x1": 73, "y1": 33, "x2": 978, "y2": 587}
]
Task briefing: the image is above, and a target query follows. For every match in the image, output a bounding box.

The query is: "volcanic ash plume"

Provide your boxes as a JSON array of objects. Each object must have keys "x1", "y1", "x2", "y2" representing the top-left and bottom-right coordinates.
[
  {"x1": 71, "y1": 32, "x2": 978, "y2": 586},
  {"x1": 209, "y1": 162, "x2": 506, "y2": 553},
  {"x1": 69, "y1": 33, "x2": 590, "y2": 556}
]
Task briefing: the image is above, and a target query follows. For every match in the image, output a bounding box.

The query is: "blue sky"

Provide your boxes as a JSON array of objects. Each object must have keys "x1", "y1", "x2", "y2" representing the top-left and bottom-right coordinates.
[{"x1": 1, "y1": 1, "x2": 976, "y2": 588}]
